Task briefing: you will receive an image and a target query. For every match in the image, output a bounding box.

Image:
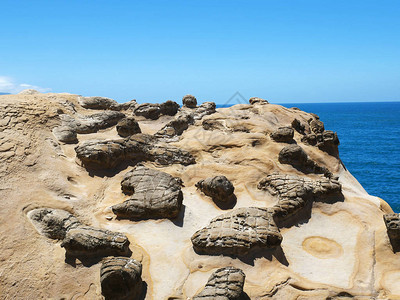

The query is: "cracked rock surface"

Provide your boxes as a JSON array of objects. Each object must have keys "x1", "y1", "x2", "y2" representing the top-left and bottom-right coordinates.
[
  {"x1": 112, "y1": 165, "x2": 183, "y2": 219},
  {"x1": 100, "y1": 257, "x2": 143, "y2": 300},
  {"x1": 193, "y1": 267, "x2": 246, "y2": 300},
  {"x1": 196, "y1": 175, "x2": 235, "y2": 203},
  {"x1": 191, "y1": 207, "x2": 282, "y2": 256}
]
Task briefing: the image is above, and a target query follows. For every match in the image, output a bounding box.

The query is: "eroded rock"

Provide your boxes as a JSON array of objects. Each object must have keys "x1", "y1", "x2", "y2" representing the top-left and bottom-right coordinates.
[
  {"x1": 79, "y1": 96, "x2": 120, "y2": 110},
  {"x1": 160, "y1": 100, "x2": 180, "y2": 116},
  {"x1": 100, "y1": 257, "x2": 143, "y2": 300},
  {"x1": 182, "y1": 94, "x2": 197, "y2": 108},
  {"x1": 249, "y1": 97, "x2": 268, "y2": 105},
  {"x1": 112, "y1": 165, "x2": 183, "y2": 220},
  {"x1": 191, "y1": 207, "x2": 282, "y2": 256},
  {"x1": 383, "y1": 213, "x2": 400, "y2": 252},
  {"x1": 116, "y1": 117, "x2": 141, "y2": 137},
  {"x1": 270, "y1": 127, "x2": 294, "y2": 143},
  {"x1": 193, "y1": 267, "x2": 246, "y2": 300},
  {"x1": 134, "y1": 103, "x2": 161, "y2": 120},
  {"x1": 302, "y1": 130, "x2": 340, "y2": 157},
  {"x1": 196, "y1": 176, "x2": 235, "y2": 203},
  {"x1": 258, "y1": 173, "x2": 342, "y2": 221},
  {"x1": 291, "y1": 118, "x2": 306, "y2": 134}
]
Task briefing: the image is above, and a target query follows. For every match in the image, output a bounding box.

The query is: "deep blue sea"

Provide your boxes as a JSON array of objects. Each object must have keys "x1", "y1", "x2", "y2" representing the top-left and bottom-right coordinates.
[{"x1": 217, "y1": 102, "x2": 400, "y2": 212}]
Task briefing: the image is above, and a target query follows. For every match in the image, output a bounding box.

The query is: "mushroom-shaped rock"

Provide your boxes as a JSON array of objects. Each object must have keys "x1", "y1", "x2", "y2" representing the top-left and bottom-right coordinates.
[
  {"x1": 193, "y1": 267, "x2": 246, "y2": 300},
  {"x1": 258, "y1": 173, "x2": 342, "y2": 222},
  {"x1": 196, "y1": 176, "x2": 234, "y2": 203},
  {"x1": 160, "y1": 100, "x2": 180, "y2": 116},
  {"x1": 249, "y1": 97, "x2": 268, "y2": 105},
  {"x1": 28, "y1": 208, "x2": 81, "y2": 240},
  {"x1": 79, "y1": 96, "x2": 120, "y2": 110},
  {"x1": 270, "y1": 127, "x2": 294, "y2": 143},
  {"x1": 116, "y1": 117, "x2": 141, "y2": 137},
  {"x1": 191, "y1": 207, "x2": 282, "y2": 256},
  {"x1": 101, "y1": 257, "x2": 143, "y2": 300},
  {"x1": 182, "y1": 94, "x2": 197, "y2": 108},
  {"x1": 134, "y1": 103, "x2": 161, "y2": 120},
  {"x1": 61, "y1": 226, "x2": 130, "y2": 257},
  {"x1": 112, "y1": 165, "x2": 183, "y2": 220},
  {"x1": 384, "y1": 213, "x2": 400, "y2": 252},
  {"x1": 279, "y1": 144, "x2": 308, "y2": 167}
]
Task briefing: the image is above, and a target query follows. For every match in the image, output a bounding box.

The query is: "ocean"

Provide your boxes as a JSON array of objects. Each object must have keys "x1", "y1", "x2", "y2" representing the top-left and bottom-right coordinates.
[{"x1": 217, "y1": 102, "x2": 400, "y2": 212}]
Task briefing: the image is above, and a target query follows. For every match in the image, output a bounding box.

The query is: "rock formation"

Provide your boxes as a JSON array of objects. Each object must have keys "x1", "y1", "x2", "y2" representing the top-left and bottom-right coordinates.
[
  {"x1": 193, "y1": 267, "x2": 246, "y2": 300},
  {"x1": 249, "y1": 97, "x2": 268, "y2": 105},
  {"x1": 112, "y1": 165, "x2": 183, "y2": 220},
  {"x1": 270, "y1": 126, "x2": 294, "y2": 143},
  {"x1": 191, "y1": 207, "x2": 282, "y2": 256},
  {"x1": 100, "y1": 257, "x2": 143, "y2": 300},
  {"x1": 116, "y1": 117, "x2": 142, "y2": 137},
  {"x1": 134, "y1": 100, "x2": 180, "y2": 120},
  {"x1": 384, "y1": 213, "x2": 400, "y2": 252},
  {"x1": 196, "y1": 175, "x2": 235, "y2": 203},
  {"x1": 182, "y1": 94, "x2": 197, "y2": 108}
]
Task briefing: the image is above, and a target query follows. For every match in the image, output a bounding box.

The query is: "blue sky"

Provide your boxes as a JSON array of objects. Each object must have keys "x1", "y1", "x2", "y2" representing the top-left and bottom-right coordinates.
[{"x1": 1, "y1": 0, "x2": 399, "y2": 104}]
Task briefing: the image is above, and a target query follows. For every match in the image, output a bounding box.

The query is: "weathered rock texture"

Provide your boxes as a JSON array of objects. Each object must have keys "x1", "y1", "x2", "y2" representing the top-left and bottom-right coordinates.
[
  {"x1": 270, "y1": 126, "x2": 294, "y2": 143},
  {"x1": 383, "y1": 213, "x2": 400, "y2": 252},
  {"x1": 258, "y1": 173, "x2": 342, "y2": 221},
  {"x1": 193, "y1": 267, "x2": 246, "y2": 300},
  {"x1": 116, "y1": 117, "x2": 141, "y2": 137},
  {"x1": 28, "y1": 208, "x2": 130, "y2": 258},
  {"x1": 75, "y1": 133, "x2": 195, "y2": 169},
  {"x1": 1, "y1": 92, "x2": 398, "y2": 300},
  {"x1": 196, "y1": 175, "x2": 235, "y2": 203},
  {"x1": 100, "y1": 257, "x2": 143, "y2": 300},
  {"x1": 134, "y1": 100, "x2": 180, "y2": 120},
  {"x1": 182, "y1": 94, "x2": 197, "y2": 108},
  {"x1": 249, "y1": 97, "x2": 268, "y2": 105},
  {"x1": 112, "y1": 165, "x2": 183, "y2": 219},
  {"x1": 191, "y1": 207, "x2": 282, "y2": 256}
]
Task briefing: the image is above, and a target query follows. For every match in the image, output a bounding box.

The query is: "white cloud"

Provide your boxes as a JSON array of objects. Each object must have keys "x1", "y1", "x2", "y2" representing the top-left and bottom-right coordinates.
[{"x1": 0, "y1": 76, "x2": 51, "y2": 94}]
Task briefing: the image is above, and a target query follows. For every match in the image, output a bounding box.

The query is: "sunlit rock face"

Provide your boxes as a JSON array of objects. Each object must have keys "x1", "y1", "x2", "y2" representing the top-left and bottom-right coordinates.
[{"x1": 0, "y1": 92, "x2": 398, "y2": 300}]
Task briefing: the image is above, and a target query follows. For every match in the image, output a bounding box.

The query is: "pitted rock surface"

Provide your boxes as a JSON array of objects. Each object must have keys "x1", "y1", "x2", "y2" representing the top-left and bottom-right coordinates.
[
  {"x1": 61, "y1": 226, "x2": 130, "y2": 257},
  {"x1": 302, "y1": 130, "x2": 340, "y2": 157},
  {"x1": 160, "y1": 100, "x2": 180, "y2": 116},
  {"x1": 100, "y1": 257, "x2": 143, "y2": 300},
  {"x1": 75, "y1": 134, "x2": 195, "y2": 169},
  {"x1": 383, "y1": 213, "x2": 400, "y2": 251},
  {"x1": 278, "y1": 144, "x2": 333, "y2": 177},
  {"x1": 28, "y1": 208, "x2": 81, "y2": 240},
  {"x1": 112, "y1": 165, "x2": 183, "y2": 219},
  {"x1": 193, "y1": 267, "x2": 246, "y2": 300},
  {"x1": 182, "y1": 94, "x2": 197, "y2": 108},
  {"x1": 270, "y1": 127, "x2": 294, "y2": 143},
  {"x1": 28, "y1": 208, "x2": 130, "y2": 258},
  {"x1": 309, "y1": 119, "x2": 325, "y2": 134},
  {"x1": 249, "y1": 97, "x2": 268, "y2": 105},
  {"x1": 191, "y1": 207, "x2": 282, "y2": 256},
  {"x1": 258, "y1": 173, "x2": 342, "y2": 221},
  {"x1": 116, "y1": 117, "x2": 141, "y2": 137},
  {"x1": 196, "y1": 176, "x2": 235, "y2": 203}
]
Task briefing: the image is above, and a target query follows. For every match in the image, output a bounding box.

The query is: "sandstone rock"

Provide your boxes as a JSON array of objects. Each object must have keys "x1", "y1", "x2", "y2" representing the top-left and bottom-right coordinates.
[
  {"x1": 79, "y1": 96, "x2": 120, "y2": 110},
  {"x1": 192, "y1": 102, "x2": 216, "y2": 120},
  {"x1": 18, "y1": 89, "x2": 40, "y2": 95},
  {"x1": 291, "y1": 118, "x2": 306, "y2": 134},
  {"x1": 134, "y1": 103, "x2": 161, "y2": 120},
  {"x1": 249, "y1": 97, "x2": 268, "y2": 105},
  {"x1": 383, "y1": 213, "x2": 400, "y2": 252},
  {"x1": 309, "y1": 119, "x2": 325, "y2": 134},
  {"x1": 270, "y1": 127, "x2": 294, "y2": 143},
  {"x1": 52, "y1": 126, "x2": 78, "y2": 144},
  {"x1": 193, "y1": 267, "x2": 246, "y2": 300},
  {"x1": 191, "y1": 207, "x2": 282, "y2": 256},
  {"x1": 182, "y1": 94, "x2": 197, "y2": 108},
  {"x1": 28, "y1": 208, "x2": 81, "y2": 240},
  {"x1": 278, "y1": 144, "x2": 333, "y2": 177},
  {"x1": 196, "y1": 176, "x2": 235, "y2": 203},
  {"x1": 160, "y1": 100, "x2": 180, "y2": 116},
  {"x1": 61, "y1": 226, "x2": 130, "y2": 257},
  {"x1": 112, "y1": 165, "x2": 183, "y2": 220},
  {"x1": 155, "y1": 113, "x2": 194, "y2": 138},
  {"x1": 258, "y1": 173, "x2": 342, "y2": 221},
  {"x1": 75, "y1": 111, "x2": 126, "y2": 134},
  {"x1": 75, "y1": 134, "x2": 195, "y2": 169},
  {"x1": 100, "y1": 257, "x2": 143, "y2": 300},
  {"x1": 116, "y1": 117, "x2": 141, "y2": 137}
]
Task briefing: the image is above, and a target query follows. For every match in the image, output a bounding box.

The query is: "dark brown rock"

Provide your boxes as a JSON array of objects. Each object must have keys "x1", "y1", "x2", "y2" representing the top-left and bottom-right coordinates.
[
  {"x1": 249, "y1": 97, "x2": 268, "y2": 105},
  {"x1": 309, "y1": 119, "x2": 325, "y2": 134},
  {"x1": 193, "y1": 267, "x2": 246, "y2": 300},
  {"x1": 182, "y1": 94, "x2": 197, "y2": 108},
  {"x1": 75, "y1": 111, "x2": 126, "y2": 134},
  {"x1": 116, "y1": 117, "x2": 141, "y2": 137},
  {"x1": 291, "y1": 118, "x2": 306, "y2": 134},
  {"x1": 112, "y1": 165, "x2": 183, "y2": 220},
  {"x1": 191, "y1": 207, "x2": 282, "y2": 256},
  {"x1": 196, "y1": 176, "x2": 234, "y2": 203},
  {"x1": 160, "y1": 100, "x2": 180, "y2": 116},
  {"x1": 155, "y1": 113, "x2": 194, "y2": 138},
  {"x1": 383, "y1": 213, "x2": 400, "y2": 252},
  {"x1": 61, "y1": 226, "x2": 130, "y2": 257},
  {"x1": 270, "y1": 127, "x2": 294, "y2": 143},
  {"x1": 100, "y1": 257, "x2": 143, "y2": 300},
  {"x1": 258, "y1": 173, "x2": 342, "y2": 221},
  {"x1": 134, "y1": 103, "x2": 161, "y2": 120},
  {"x1": 79, "y1": 96, "x2": 120, "y2": 110}
]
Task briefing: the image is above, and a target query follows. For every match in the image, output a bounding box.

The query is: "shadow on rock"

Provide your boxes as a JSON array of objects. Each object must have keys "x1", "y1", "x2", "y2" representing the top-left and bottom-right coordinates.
[{"x1": 236, "y1": 246, "x2": 289, "y2": 267}]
